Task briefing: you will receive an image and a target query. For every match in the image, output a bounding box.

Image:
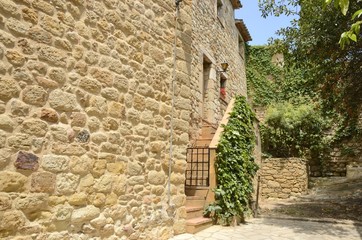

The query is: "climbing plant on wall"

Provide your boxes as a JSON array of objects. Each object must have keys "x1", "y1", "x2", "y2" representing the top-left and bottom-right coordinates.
[
  {"x1": 246, "y1": 45, "x2": 315, "y2": 107},
  {"x1": 205, "y1": 96, "x2": 258, "y2": 225}
]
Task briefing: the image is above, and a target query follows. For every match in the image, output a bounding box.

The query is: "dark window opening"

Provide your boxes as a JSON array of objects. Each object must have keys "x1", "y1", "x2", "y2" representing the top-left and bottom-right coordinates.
[{"x1": 220, "y1": 76, "x2": 227, "y2": 99}]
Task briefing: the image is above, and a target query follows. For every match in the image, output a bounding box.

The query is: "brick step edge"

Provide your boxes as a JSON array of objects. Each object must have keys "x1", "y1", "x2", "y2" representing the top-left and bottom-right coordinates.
[
  {"x1": 186, "y1": 206, "x2": 203, "y2": 213},
  {"x1": 186, "y1": 217, "x2": 212, "y2": 226}
]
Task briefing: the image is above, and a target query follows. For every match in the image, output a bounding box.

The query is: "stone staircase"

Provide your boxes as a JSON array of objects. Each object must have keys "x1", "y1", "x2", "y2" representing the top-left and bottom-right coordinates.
[
  {"x1": 185, "y1": 99, "x2": 236, "y2": 234},
  {"x1": 185, "y1": 122, "x2": 217, "y2": 234}
]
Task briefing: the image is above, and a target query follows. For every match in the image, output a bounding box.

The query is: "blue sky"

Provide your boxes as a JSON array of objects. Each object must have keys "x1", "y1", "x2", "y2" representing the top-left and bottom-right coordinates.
[{"x1": 235, "y1": 1, "x2": 295, "y2": 45}]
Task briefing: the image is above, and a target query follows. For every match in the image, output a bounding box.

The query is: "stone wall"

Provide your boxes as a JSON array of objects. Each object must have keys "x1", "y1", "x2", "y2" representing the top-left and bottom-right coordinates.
[
  {"x1": 260, "y1": 158, "x2": 308, "y2": 199},
  {"x1": 0, "y1": 0, "x2": 193, "y2": 239},
  {"x1": 189, "y1": 0, "x2": 247, "y2": 142},
  {"x1": 324, "y1": 140, "x2": 362, "y2": 177}
]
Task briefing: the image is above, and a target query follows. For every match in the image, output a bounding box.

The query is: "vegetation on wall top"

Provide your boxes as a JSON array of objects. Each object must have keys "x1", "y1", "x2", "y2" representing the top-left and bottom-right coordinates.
[
  {"x1": 261, "y1": 102, "x2": 331, "y2": 161},
  {"x1": 205, "y1": 96, "x2": 258, "y2": 225}
]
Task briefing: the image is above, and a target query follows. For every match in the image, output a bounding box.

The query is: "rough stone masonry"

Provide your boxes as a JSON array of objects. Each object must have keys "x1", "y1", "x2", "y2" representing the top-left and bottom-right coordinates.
[{"x1": 0, "y1": 0, "x2": 193, "y2": 239}]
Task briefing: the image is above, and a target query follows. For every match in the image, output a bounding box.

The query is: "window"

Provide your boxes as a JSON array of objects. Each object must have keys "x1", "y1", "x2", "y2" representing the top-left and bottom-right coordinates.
[
  {"x1": 202, "y1": 57, "x2": 212, "y2": 119},
  {"x1": 220, "y1": 75, "x2": 227, "y2": 100},
  {"x1": 217, "y1": 0, "x2": 223, "y2": 17},
  {"x1": 217, "y1": 0, "x2": 225, "y2": 25}
]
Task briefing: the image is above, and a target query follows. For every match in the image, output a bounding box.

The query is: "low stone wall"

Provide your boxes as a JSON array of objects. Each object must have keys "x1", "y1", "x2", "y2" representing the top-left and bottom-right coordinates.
[
  {"x1": 260, "y1": 158, "x2": 308, "y2": 199},
  {"x1": 347, "y1": 163, "x2": 362, "y2": 180}
]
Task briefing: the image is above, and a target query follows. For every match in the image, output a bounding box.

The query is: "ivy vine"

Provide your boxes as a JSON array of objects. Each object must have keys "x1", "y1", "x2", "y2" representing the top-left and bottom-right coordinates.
[
  {"x1": 246, "y1": 45, "x2": 315, "y2": 107},
  {"x1": 204, "y1": 96, "x2": 258, "y2": 225}
]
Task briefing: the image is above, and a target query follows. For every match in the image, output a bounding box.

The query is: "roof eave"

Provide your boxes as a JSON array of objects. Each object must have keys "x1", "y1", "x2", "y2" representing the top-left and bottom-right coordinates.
[
  {"x1": 231, "y1": 0, "x2": 242, "y2": 9},
  {"x1": 235, "y1": 19, "x2": 252, "y2": 42}
]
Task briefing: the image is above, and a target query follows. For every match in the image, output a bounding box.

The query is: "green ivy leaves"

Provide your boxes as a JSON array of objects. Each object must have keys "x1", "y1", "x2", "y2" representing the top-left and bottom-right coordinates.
[{"x1": 205, "y1": 96, "x2": 258, "y2": 225}]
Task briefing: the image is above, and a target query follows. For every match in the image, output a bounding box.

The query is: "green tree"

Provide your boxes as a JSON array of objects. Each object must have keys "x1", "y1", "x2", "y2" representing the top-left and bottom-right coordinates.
[
  {"x1": 259, "y1": 0, "x2": 362, "y2": 48},
  {"x1": 259, "y1": 0, "x2": 362, "y2": 133},
  {"x1": 325, "y1": 0, "x2": 362, "y2": 48}
]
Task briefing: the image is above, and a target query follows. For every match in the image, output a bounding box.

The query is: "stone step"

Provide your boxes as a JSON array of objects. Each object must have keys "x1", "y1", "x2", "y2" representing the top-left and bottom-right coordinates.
[
  {"x1": 186, "y1": 206, "x2": 204, "y2": 219},
  {"x1": 201, "y1": 126, "x2": 217, "y2": 139},
  {"x1": 195, "y1": 138, "x2": 212, "y2": 146},
  {"x1": 186, "y1": 196, "x2": 205, "y2": 208},
  {"x1": 185, "y1": 186, "x2": 209, "y2": 197},
  {"x1": 186, "y1": 217, "x2": 213, "y2": 234}
]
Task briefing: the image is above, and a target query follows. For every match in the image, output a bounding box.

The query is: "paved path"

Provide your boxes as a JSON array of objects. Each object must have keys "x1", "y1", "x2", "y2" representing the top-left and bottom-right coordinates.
[{"x1": 170, "y1": 218, "x2": 362, "y2": 240}]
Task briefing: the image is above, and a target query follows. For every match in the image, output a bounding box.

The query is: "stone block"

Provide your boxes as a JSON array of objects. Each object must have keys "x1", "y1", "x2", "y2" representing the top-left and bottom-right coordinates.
[
  {"x1": 15, "y1": 193, "x2": 48, "y2": 212},
  {"x1": 78, "y1": 77, "x2": 102, "y2": 94},
  {"x1": 128, "y1": 176, "x2": 145, "y2": 186},
  {"x1": 94, "y1": 175, "x2": 113, "y2": 193},
  {"x1": 33, "y1": 0, "x2": 55, "y2": 15},
  {"x1": 0, "y1": 77, "x2": 20, "y2": 101},
  {"x1": 42, "y1": 155, "x2": 69, "y2": 172},
  {"x1": 40, "y1": 15, "x2": 64, "y2": 36},
  {"x1": 7, "y1": 133, "x2": 32, "y2": 150},
  {"x1": 6, "y1": 50, "x2": 25, "y2": 66},
  {"x1": 107, "y1": 162, "x2": 125, "y2": 174},
  {"x1": 0, "y1": 192, "x2": 12, "y2": 210},
  {"x1": 91, "y1": 193, "x2": 106, "y2": 207},
  {"x1": 90, "y1": 68, "x2": 114, "y2": 87},
  {"x1": 148, "y1": 170, "x2": 165, "y2": 185},
  {"x1": 22, "y1": 7, "x2": 38, "y2": 23},
  {"x1": 0, "y1": 210, "x2": 26, "y2": 232},
  {"x1": 54, "y1": 205, "x2": 73, "y2": 222},
  {"x1": 21, "y1": 119, "x2": 48, "y2": 137},
  {"x1": 113, "y1": 175, "x2": 127, "y2": 195},
  {"x1": 0, "y1": 29, "x2": 15, "y2": 48},
  {"x1": 31, "y1": 171, "x2": 56, "y2": 193},
  {"x1": 22, "y1": 85, "x2": 48, "y2": 106},
  {"x1": 100, "y1": 142, "x2": 120, "y2": 154},
  {"x1": 76, "y1": 130, "x2": 90, "y2": 143},
  {"x1": 49, "y1": 68, "x2": 66, "y2": 84},
  {"x1": 0, "y1": 148, "x2": 11, "y2": 168},
  {"x1": 68, "y1": 192, "x2": 87, "y2": 206},
  {"x1": 18, "y1": 38, "x2": 35, "y2": 55},
  {"x1": 49, "y1": 89, "x2": 80, "y2": 112},
  {"x1": 150, "y1": 141, "x2": 165, "y2": 153},
  {"x1": 151, "y1": 186, "x2": 165, "y2": 196},
  {"x1": 0, "y1": 114, "x2": 15, "y2": 132},
  {"x1": 14, "y1": 151, "x2": 39, "y2": 171},
  {"x1": 7, "y1": 17, "x2": 30, "y2": 35},
  {"x1": 71, "y1": 205, "x2": 101, "y2": 224},
  {"x1": 52, "y1": 143, "x2": 87, "y2": 156},
  {"x1": 105, "y1": 193, "x2": 118, "y2": 206},
  {"x1": 69, "y1": 155, "x2": 94, "y2": 176},
  {"x1": 40, "y1": 108, "x2": 59, "y2": 123},
  {"x1": 78, "y1": 173, "x2": 94, "y2": 189},
  {"x1": 69, "y1": 112, "x2": 86, "y2": 127},
  {"x1": 101, "y1": 88, "x2": 119, "y2": 101},
  {"x1": 0, "y1": 0, "x2": 19, "y2": 16},
  {"x1": 91, "y1": 160, "x2": 107, "y2": 177},
  {"x1": 10, "y1": 99, "x2": 30, "y2": 116},
  {"x1": 56, "y1": 173, "x2": 79, "y2": 194},
  {"x1": 170, "y1": 173, "x2": 185, "y2": 185},
  {"x1": 127, "y1": 161, "x2": 143, "y2": 176},
  {"x1": 90, "y1": 214, "x2": 107, "y2": 229},
  {"x1": 29, "y1": 27, "x2": 53, "y2": 44},
  {"x1": 39, "y1": 46, "x2": 67, "y2": 67}
]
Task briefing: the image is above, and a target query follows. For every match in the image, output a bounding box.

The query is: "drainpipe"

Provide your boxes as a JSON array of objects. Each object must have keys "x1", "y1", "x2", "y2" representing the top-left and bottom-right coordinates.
[{"x1": 167, "y1": 0, "x2": 182, "y2": 211}]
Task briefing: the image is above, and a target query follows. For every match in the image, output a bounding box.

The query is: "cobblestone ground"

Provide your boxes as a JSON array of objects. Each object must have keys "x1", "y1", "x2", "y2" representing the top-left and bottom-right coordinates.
[
  {"x1": 171, "y1": 177, "x2": 362, "y2": 240},
  {"x1": 171, "y1": 218, "x2": 362, "y2": 240}
]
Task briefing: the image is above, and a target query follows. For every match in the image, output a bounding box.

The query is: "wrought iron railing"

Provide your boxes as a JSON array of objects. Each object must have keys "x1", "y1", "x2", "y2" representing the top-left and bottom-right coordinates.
[{"x1": 185, "y1": 146, "x2": 210, "y2": 187}]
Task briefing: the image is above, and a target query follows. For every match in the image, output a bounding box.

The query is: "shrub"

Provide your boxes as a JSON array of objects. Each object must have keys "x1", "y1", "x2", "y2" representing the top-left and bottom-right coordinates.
[{"x1": 261, "y1": 102, "x2": 330, "y2": 159}]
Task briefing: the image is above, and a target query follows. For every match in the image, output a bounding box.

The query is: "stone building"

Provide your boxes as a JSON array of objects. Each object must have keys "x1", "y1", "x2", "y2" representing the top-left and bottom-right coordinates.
[{"x1": 0, "y1": 0, "x2": 251, "y2": 239}]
